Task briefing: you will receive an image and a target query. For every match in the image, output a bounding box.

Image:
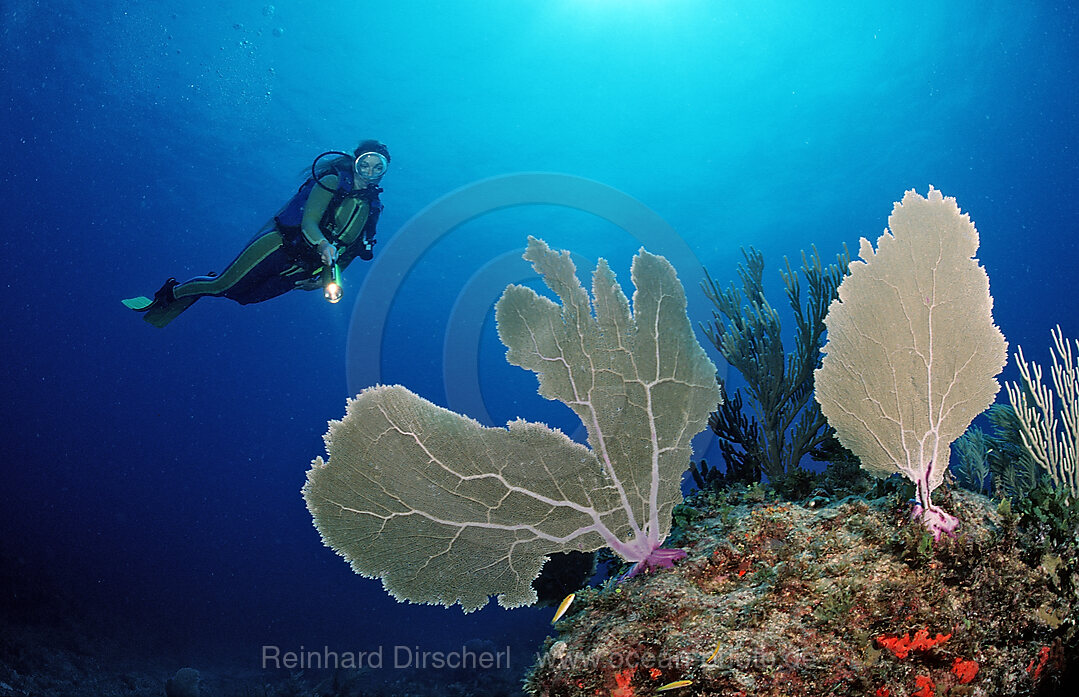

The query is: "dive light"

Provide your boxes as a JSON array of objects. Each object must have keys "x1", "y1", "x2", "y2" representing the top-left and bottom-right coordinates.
[{"x1": 323, "y1": 262, "x2": 343, "y2": 304}]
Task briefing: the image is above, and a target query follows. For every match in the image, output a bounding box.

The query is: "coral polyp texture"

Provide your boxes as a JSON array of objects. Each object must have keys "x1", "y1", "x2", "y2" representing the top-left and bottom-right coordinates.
[
  {"x1": 303, "y1": 236, "x2": 720, "y2": 612},
  {"x1": 525, "y1": 491, "x2": 1076, "y2": 697},
  {"x1": 815, "y1": 187, "x2": 1008, "y2": 539}
]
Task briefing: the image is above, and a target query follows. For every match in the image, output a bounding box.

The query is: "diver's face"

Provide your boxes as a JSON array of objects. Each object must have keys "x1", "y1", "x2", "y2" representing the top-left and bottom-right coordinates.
[{"x1": 355, "y1": 152, "x2": 388, "y2": 184}]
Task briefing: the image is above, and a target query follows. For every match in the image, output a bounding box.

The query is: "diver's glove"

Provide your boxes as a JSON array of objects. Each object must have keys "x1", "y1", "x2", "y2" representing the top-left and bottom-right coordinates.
[{"x1": 316, "y1": 239, "x2": 339, "y2": 266}]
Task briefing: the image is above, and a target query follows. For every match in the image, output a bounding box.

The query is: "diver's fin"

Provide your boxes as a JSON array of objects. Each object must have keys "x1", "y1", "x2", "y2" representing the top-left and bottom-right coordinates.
[
  {"x1": 123, "y1": 278, "x2": 196, "y2": 327},
  {"x1": 141, "y1": 296, "x2": 198, "y2": 328},
  {"x1": 122, "y1": 296, "x2": 155, "y2": 311}
]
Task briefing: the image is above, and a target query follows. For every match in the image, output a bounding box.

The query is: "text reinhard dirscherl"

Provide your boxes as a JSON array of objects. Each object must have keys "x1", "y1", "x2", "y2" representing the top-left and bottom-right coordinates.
[{"x1": 261, "y1": 645, "x2": 510, "y2": 671}]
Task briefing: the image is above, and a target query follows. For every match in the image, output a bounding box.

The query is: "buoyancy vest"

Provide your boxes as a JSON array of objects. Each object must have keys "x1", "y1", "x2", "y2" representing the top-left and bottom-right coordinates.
[{"x1": 273, "y1": 166, "x2": 382, "y2": 263}]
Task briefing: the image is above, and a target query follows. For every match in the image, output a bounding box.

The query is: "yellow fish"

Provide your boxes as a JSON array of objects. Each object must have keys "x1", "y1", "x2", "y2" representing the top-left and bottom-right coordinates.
[
  {"x1": 656, "y1": 679, "x2": 693, "y2": 691},
  {"x1": 704, "y1": 638, "x2": 721, "y2": 663},
  {"x1": 551, "y1": 592, "x2": 575, "y2": 623}
]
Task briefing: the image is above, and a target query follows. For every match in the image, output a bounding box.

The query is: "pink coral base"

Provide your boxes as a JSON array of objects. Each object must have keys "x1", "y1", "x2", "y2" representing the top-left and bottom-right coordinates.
[
  {"x1": 911, "y1": 503, "x2": 959, "y2": 541},
  {"x1": 620, "y1": 547, "x2": 687, "y2": 581}
]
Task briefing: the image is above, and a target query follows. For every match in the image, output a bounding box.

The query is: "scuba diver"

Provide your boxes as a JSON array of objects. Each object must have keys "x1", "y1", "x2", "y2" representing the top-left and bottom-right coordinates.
[{"x1": 123, "y1": 140, "x2": 390, "y2": 327}]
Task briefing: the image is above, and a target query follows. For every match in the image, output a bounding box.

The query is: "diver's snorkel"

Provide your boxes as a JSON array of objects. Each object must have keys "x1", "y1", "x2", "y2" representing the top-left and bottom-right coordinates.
[{"x1": 322, "y1": 261, "x2": 343, "y2": 303}]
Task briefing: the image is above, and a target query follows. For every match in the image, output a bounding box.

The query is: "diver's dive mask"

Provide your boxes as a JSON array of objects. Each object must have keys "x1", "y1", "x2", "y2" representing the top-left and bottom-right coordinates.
[
  {"x1": 354, "y1": 151, "x2": 388, "y2": 184},
  {"x1": 311, "y1": 150, "x2": 389, "y2": 193}
]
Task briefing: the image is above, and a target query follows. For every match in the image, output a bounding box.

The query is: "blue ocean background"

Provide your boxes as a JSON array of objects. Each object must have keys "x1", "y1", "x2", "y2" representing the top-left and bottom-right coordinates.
[{"x1": 2, "y1": 0, "x2": 1077, "y2": 689}]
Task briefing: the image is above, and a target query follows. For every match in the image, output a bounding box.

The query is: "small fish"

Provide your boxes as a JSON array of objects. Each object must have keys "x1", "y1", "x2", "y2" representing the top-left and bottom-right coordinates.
[
  {"x1": 704, "y1": 638, "x2": 722, "y2": 664},
  {"x1": 656, "y1": 679, "x2": 693, "y2": 691},
  {"x1": 551, "y1": 592, "x2": 575, "y2": 623}
]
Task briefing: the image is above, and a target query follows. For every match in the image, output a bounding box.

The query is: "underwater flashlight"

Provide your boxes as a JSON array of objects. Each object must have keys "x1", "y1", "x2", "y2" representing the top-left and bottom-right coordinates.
[{"x1": 323, "y1": 263, "x2": 343, "y2": 304}]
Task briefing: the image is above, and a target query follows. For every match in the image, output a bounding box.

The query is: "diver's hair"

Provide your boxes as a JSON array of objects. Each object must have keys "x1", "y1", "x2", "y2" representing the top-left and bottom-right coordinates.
[{"x1": 305, "y1": 140, "x2": 391, "y2": 181}]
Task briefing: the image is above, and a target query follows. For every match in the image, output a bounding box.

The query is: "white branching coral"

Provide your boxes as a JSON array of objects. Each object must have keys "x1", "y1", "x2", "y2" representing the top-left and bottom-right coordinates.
[{"x1": 1006, "y1": 325, "x2": 1079, "y2": 499}]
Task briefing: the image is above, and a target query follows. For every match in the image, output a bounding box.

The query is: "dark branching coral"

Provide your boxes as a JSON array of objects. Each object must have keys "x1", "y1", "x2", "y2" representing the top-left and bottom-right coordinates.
[
  {"x1": 701, "y1": 245, "x2": 850, "y2": 486},
  {"x1": 704, "y1": 385, "x2": 763, "y2": 484}
]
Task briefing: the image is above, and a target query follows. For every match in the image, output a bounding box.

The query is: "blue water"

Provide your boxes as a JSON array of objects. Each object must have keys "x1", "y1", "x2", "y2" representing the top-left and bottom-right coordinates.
[{"x1": 2, "y1": 0, "x2": 1077, "y2": 686}]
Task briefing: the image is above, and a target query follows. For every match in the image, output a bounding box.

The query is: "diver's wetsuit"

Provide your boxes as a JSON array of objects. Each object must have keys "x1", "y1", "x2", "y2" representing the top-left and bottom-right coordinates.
[
  {"x1": 134, "y1": 171, "x2": 381, "y2": 327},
  {"x1": 175, "y1": 176, "x2": 377, "y2": 304}
]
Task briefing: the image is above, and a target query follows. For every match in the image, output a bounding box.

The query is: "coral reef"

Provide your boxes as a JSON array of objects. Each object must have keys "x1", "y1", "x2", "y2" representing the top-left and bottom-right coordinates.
[{"x1": 525, "y1": 489, "x2": 1077, "y2": 697}]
